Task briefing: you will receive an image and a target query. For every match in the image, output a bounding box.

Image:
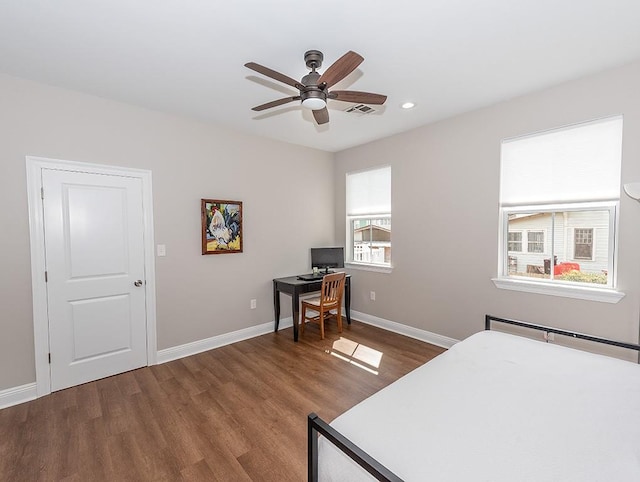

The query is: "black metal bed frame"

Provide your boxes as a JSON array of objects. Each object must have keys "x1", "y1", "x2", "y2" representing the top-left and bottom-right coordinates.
[
  {"x1": 485, "y1": 314, "x2": 640, "y2": 354},
  {"x1": 308, "y1": 413, "x2": 402, "y2": 482},
  {"x1": 307, "y1": 314, "x2": 640, "y2": 482}
]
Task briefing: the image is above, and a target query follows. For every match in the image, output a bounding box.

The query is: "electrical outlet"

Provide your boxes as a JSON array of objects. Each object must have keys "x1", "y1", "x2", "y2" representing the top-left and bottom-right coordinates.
[
  {"x1": 250, "y1": 299, "x2": 257, "y2": 310},
  {"x1": 370, "y1": 291, "x2": 376, "y2": 301}
]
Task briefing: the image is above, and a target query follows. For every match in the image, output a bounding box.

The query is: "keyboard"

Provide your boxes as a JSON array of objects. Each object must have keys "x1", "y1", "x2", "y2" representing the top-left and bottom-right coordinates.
[{"x1": 297, "y1": 274, "x2": 324, "y2": 281}]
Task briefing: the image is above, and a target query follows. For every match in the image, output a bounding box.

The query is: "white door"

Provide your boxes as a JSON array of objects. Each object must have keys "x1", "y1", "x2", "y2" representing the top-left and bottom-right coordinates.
[{"x1": 42, "y1": 168, "x2": 148, "y2": 391}]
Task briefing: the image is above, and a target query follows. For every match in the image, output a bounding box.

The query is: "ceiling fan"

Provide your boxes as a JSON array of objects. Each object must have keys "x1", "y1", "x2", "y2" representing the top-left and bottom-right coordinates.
[{"x1": 245, "y1": 50, "x2": 387, "y2": 125}]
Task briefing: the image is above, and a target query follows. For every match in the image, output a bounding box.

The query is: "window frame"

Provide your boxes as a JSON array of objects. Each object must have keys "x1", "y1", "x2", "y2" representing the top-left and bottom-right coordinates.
[
  {"x1": 494, "y1": 201, "x2": 623, "y2": 303},
  {"x1": 345, "y1": 166, "x2": 392, "y2": 271},
  {"x1": 348, "y1": 214, "x2": 392, "y2": 268},
  {"x1": 494, "y1": 115, "x2": 624, "y2": 303}
]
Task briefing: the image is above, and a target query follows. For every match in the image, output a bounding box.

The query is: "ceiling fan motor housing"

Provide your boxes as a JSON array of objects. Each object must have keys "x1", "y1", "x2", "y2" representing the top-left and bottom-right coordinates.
[{"x1": 300, "y1": 71, "x2": 326, "y2": 109}]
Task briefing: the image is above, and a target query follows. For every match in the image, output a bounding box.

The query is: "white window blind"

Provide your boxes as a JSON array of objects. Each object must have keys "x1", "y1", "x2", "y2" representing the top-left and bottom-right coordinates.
[
  {"x1": 500, "y1": 116, "x2": 623, "y2": 205},
  {"x1": 346, "y1": 166, "x2": 391, "y2": 215}
]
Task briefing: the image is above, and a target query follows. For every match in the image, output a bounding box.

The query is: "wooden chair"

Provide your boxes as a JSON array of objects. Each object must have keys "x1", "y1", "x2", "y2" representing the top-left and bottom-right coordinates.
[{"x1": 300, "y1": 272, "x2": 346, "y2": 340}]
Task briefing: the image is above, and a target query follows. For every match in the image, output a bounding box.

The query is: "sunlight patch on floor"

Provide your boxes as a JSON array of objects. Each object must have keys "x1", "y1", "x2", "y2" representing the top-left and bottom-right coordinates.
[{"x1": 327, "y1": 337, "x2": 383, "y2": 375}]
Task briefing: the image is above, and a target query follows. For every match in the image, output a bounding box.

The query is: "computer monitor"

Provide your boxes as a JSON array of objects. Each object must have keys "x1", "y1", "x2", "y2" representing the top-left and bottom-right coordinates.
[{"x1": 311, "y1": 247, "x2": 344, "y2": 273}]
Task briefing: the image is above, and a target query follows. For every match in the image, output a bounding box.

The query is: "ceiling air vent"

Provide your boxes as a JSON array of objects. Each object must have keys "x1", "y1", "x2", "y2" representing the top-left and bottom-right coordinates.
[{"x1": 344, "y1": 104, "x2": 377, "y2": 115}]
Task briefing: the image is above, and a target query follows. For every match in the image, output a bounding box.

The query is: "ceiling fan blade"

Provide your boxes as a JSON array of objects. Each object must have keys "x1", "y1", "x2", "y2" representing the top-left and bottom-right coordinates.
[
  {"x1": 313, "y1": 107, "x2": 329, "y2": 125},
  {"x1": 317, "y1": 51, "x2": 364, "y2": 88},
  {"x1": 251, "y1": 96, "x2": 300, "y2": 111},
  {"x1": 329, "y1": 90, "x2": 387, "y2": 105},
  {"x1": 245, "y1": 62, "x2": 303, "y2": 90}
]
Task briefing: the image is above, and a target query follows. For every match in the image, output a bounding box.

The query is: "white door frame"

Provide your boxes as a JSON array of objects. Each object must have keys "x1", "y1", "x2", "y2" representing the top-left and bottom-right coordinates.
[{"x1": 26, "y1": 156, "x2": 157, "y2": 397}]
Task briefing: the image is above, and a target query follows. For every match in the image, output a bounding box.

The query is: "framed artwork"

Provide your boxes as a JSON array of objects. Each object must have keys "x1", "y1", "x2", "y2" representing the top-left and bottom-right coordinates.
[{"x1": 201, "y1": 199, "x2": 243, "y2": 254}]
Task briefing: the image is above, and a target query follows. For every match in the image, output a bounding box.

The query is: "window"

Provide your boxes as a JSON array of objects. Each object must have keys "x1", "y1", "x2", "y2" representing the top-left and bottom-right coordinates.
[
  {"x1": 346, "y1": 166, "x2": 391, "y2": 268},
  {"x1": 508, "y1": 228, "x2": 547, "y2": 254},
  {"x1": 527, "y1": 231, "x2": 544, "y2": 253},
  {"x1": 496, "y1": 116, "x2": 623, "y2": 299},
  {"x1": 574, "y1": 228, "x2": 593, "y2": 260},
  {"x1": 507, "y1": 231, "x2": 522, "y2": 252},
  {"x1": 574, "y1": 228, "x2": 594, "y2": 260}
]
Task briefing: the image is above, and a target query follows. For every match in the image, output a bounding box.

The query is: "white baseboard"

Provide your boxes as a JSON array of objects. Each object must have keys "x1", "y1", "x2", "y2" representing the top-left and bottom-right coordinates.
[
  {"x1": 1, "y1": 314, "x2": 452, "y2": 410},
  {"x1": 0, "y1": 383, "x2": 37, "y2": 410},
  {"x1": 157, "y1": 317, "x2": 293, "y2": 364},
  {"x1": 157, "y1": 311, "x2": 457, "y2": 365},
  {"x1": 352, "y1": 311, "x2": 459, "y2": 349}
]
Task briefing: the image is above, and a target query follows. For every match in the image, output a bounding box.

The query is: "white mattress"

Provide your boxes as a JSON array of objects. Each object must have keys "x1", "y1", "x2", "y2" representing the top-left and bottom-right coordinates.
[{"x1": 318, "y1": 330, "x2": 640, "y2": 481}]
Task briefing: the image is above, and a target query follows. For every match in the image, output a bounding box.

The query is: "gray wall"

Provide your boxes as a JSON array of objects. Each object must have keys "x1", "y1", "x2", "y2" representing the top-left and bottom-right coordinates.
[
  {"x1": 0, "y1": 73, "x2": 335, "y2": 390},
  {"x1": 335, "y1": 60, "x2": 640, "y2": 345},
  {"x1": 3, "y1": 59, "x2": 640, "y2": 393}
]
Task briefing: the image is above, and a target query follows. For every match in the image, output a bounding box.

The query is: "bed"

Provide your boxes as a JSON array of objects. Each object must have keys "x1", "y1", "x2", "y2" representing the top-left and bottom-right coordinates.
[{"x1": 308, "y1": 315, "x2": 640, "y2": 481}]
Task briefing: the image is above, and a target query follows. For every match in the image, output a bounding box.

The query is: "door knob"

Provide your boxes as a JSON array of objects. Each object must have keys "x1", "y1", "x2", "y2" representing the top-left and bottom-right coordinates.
[{"x1": 134, "y1": 280, "x2": 143, "y2": 287}]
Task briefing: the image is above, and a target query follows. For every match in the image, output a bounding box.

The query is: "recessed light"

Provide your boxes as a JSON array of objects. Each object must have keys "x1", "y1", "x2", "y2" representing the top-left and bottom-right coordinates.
[{"x1": 401, "y1": 102, "x2": 415, "y2": 109}]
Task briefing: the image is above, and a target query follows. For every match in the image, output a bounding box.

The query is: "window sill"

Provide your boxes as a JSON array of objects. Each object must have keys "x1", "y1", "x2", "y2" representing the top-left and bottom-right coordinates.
[
  {"x1": 492, "y1": 277, "x2": 625, "y2": 303},
  {"x1": 345, "y1": 262, "x2": 393, "y2": 274}
]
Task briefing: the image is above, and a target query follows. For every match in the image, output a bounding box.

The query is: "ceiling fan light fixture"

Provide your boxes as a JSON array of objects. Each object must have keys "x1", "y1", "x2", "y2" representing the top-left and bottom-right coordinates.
[{"x1": 301, "y1": 97, "x2": 327, "y2": 110}]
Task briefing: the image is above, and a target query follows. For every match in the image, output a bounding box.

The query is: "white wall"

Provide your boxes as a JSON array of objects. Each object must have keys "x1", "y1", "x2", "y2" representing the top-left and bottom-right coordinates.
[
  {"x1": 335, "y1": 60, "x2": 640, "y2": 345},
  {"x1": 0, "y1": 73, "x2": 335, "y2": 391}
]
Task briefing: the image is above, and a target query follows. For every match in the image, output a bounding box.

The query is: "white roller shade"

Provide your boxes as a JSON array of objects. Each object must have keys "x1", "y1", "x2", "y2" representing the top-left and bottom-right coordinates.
[
  {"x1": 346, "y1": 166, "x2": 391, "y2": 215},
  {"x1": 500, "y1": 116, "x2": 623, "y2": 205}
]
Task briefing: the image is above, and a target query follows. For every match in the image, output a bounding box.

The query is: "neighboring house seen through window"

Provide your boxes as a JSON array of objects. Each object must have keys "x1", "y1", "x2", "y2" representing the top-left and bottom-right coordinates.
[
  {"x1": 497, "y1": 116, "x2": 622, "y2": 291},
  {"x1": 346, "y1": 166, "x2": 391, "y2": 268}
]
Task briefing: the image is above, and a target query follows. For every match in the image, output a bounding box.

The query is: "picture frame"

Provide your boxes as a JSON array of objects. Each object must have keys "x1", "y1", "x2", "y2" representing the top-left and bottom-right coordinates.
[{"x1": 201, "y1": 199, "x2": 243, "y2": 255}]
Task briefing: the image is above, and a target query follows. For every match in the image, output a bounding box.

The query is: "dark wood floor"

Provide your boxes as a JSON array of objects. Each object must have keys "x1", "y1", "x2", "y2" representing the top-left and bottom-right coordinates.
[{"x1": 0, "y1": 320, "x2": 445, "y2": 481}]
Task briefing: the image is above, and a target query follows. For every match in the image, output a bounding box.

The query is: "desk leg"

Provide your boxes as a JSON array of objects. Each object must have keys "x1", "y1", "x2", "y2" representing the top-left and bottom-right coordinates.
[
  {"x1": 345, "y1": 279, "x2": 351, "y2": 325},
  {"x1": 273, "y1": 281, "x2": 280, "y2": 332},
  {"x1": 292, "y1": 291, "x2": 300, "y2": 342}
]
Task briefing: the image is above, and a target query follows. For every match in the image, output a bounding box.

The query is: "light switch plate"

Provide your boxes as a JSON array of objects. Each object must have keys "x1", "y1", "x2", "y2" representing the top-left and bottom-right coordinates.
[{"x1": 157, "y1": 244, "x2": 166, "y2": 257}]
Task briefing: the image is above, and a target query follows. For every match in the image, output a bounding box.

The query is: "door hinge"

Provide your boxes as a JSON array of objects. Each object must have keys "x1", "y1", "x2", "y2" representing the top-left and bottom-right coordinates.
[
  {"x1": 48, "y1": 353, "x2": 51, "y2": 364},
  {"x1": 45, "y1": 271, "x2": 48, "y2": 282},
  {"x1": 41, "y1": 187, "x2": 44, "y2": 199}
]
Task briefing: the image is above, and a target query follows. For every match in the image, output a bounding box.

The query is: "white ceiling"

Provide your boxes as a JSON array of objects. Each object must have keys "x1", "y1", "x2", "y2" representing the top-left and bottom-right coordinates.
[{"x1": 1, "y1": 1, "x2": 639, "y2": 153}]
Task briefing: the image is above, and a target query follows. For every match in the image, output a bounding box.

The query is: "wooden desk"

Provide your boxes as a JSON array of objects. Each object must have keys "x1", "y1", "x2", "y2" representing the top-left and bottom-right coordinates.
[{"x1": 273, "y1": 275, "x2": 351, "y2": 342}]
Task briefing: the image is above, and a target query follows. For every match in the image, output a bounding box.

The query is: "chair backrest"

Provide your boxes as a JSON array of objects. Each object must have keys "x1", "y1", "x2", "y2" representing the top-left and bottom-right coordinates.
[{"x1": 320, "y1": 272, "x2": 346, "y2": 307}]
